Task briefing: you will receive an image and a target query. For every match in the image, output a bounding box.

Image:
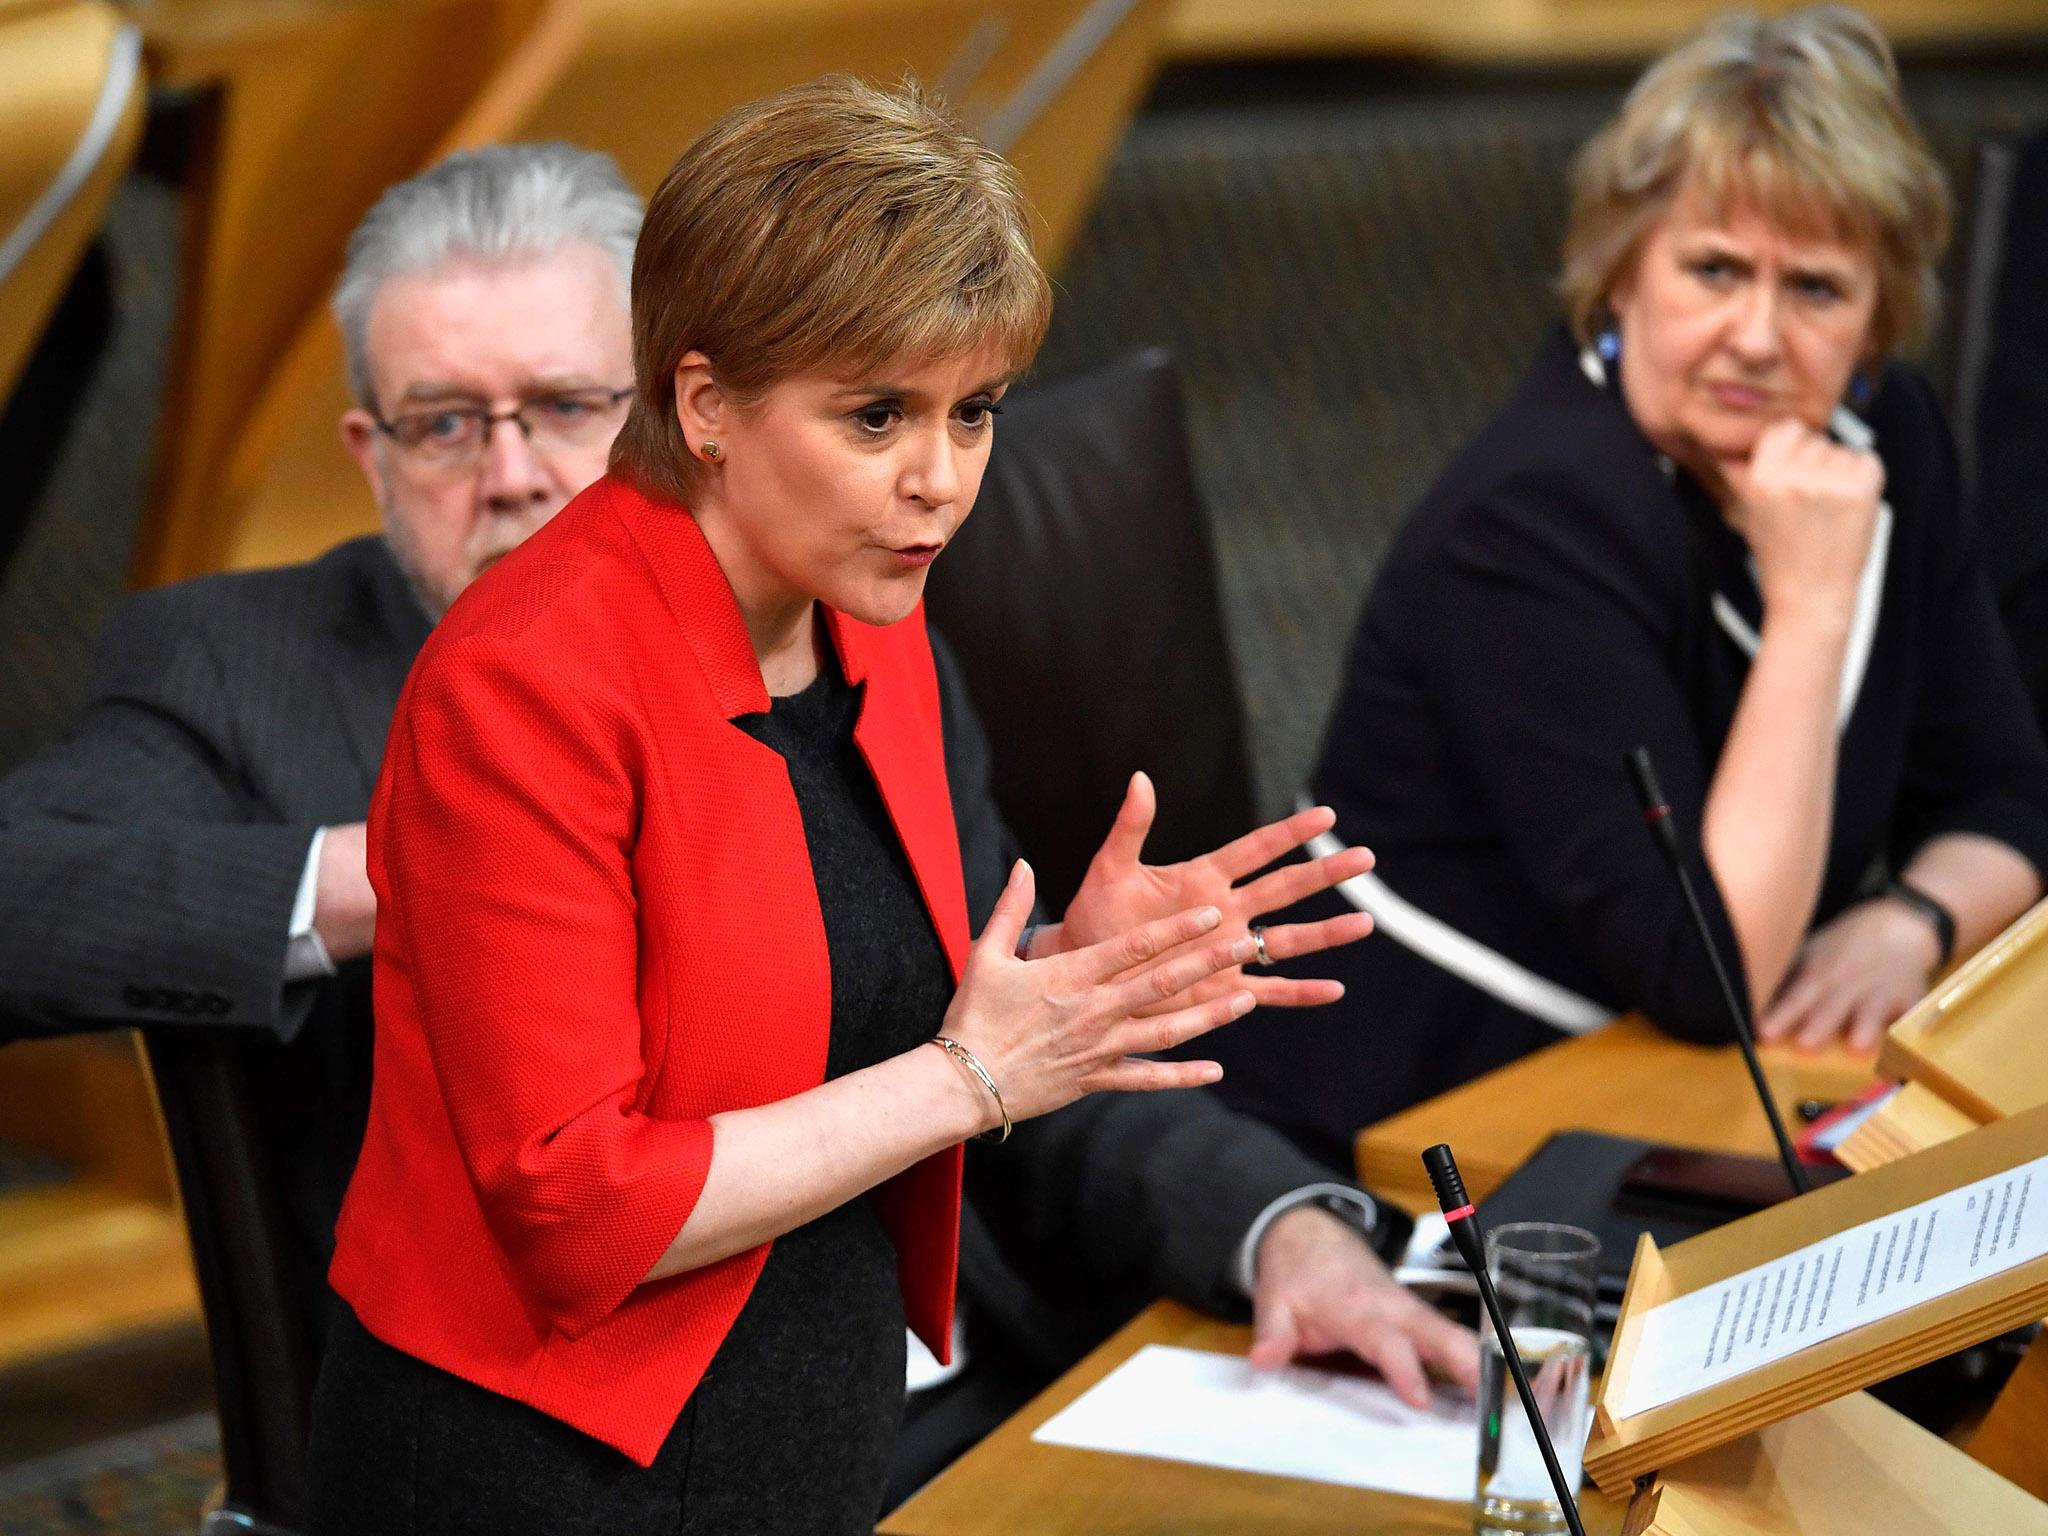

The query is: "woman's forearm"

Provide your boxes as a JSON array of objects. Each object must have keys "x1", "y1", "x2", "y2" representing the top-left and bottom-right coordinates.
[
  {"x1": 1701, "y1": 610, "x2": 1853, "y2": 1006},
  {"x1": 640, "y1": 1040, "x2": 993, "y2": 1283},
  {"x1": 1899, "y1": 833, "x2": 2045, "y2": 962}
]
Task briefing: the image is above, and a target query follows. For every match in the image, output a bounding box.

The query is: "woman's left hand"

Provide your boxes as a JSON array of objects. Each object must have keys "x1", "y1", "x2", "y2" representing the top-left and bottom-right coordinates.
[
  {"x1": 1756, "y1": 897, "x2": 1941, "y2": 1051},
  {"x1": 1036, "y1": 773, "x2": 1375, "y2": 1010}
]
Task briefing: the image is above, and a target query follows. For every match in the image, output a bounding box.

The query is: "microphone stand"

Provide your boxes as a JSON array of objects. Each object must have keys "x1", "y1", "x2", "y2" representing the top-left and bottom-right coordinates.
[
  {"x1": 1625, "y1": 746, "x2": 1809, "y2": 1197},
  {"x1": 1423, "y1": 1143, "x2": 1589, "y2": 1536}
]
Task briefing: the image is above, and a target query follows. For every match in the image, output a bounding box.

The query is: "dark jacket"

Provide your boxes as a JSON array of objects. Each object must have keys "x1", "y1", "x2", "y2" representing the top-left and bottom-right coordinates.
[
  {"x1": 1209, "y1": 322, "x2": 2048, "y2": 1164},
  {"x1": 0, "y1": 535, "x2": 427, "y2": 1283}
]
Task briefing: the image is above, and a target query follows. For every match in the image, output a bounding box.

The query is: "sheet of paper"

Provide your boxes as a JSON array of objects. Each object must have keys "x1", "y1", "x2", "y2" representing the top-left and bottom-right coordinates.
[
  {"x1": 1031, "y1": 1343, "x2": 1475, "y2": 1499},
  {"x1": 1618, "y1": 1151, "x2": 2048, "y2": 1419}
]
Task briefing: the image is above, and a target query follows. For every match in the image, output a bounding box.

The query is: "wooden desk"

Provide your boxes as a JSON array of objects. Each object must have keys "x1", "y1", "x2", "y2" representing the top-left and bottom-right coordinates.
[
  {"x1": 1356, "y1": 1017, "x2": 1875, "y2": 1215},
  {"x1": 881, "y1": 1300, "x2": 1629, "y2": 1535}
]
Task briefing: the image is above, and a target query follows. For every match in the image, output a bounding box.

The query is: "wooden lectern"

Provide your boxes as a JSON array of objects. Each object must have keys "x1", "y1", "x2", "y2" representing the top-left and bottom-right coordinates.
[
  {"x1": 1838, "y1": 896, "x2": 2048, "y2": 1172},
  {"x1": 1620, "y1": 1390, "x2": 2048, "y2": 1535},
  {"x1": 1586, "y1": 1100, "x2": 2048, "y2": 1496},
  {"x1": 1829, "y1": 895, "x2": 2048, "y2": 1498}
]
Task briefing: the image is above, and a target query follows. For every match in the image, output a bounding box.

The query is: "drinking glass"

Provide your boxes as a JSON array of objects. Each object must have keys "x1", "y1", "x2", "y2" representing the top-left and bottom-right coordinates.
[{"x1": 1474, "y1": 1222, "x2": 1599, "y2": 1536}]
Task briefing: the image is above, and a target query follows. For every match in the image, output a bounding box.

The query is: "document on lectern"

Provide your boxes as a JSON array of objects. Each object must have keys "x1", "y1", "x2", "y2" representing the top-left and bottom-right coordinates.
[{"x1": 1619, "y1": 1151, "x2": 2048, "y2": 1418}]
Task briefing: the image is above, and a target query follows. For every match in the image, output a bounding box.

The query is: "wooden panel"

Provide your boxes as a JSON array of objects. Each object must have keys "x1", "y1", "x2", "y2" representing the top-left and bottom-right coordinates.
[
  {"x1": 0, "y1": 1181, "x2": 198, "y2": 1370},
  {"x1": 1835, "y1": 1080, "x2": 1980, "y2": 1174},
  {"x1": 1000, "y1": 0, "x2": 1169, "y2": 266},
  {"x1": 210, "y1": 0, "x2": 1168, "y2": 578},
  {"x1": 1879, "y1": 897, "x2": 2048, "y2": 1126},
  {"x1": 0, "y1": 1033, "x2": 173, "y2": 1203},
  {"x1": 131, "y1": 0, "x2": 546, "y2": 588},
  {"x1": 1164, "y1": 0, "x2": 2048, "y2": 64},
  {"x1": 1969, "y1": 1330, "x2": 2048, "y2": 1502},
  {"x1": 1623, "y1": 1390, "x2": 2048, "y2": 1536},
  {"x1": 1356, "y1": 1016, "x2": 1873, "y2": 1216},
  {"x1": 882, "y1": 1298, "x2": 1630, "y2": 1534},
  {"x1": 0, "y1": 1, "x2": 144, "y2": 403}
]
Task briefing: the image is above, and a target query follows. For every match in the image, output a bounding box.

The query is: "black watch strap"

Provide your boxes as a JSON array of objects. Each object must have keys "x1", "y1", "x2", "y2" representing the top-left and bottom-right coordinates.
[{"x1": 1883, "y1": 878, "x2": 1956, "y2": 972}]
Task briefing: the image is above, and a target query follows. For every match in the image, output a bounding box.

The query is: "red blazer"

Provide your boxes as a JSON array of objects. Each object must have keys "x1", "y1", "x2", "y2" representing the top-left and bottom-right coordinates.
[{"x1": 329, "y1": 475, "x2": 969, "y2": 1467}]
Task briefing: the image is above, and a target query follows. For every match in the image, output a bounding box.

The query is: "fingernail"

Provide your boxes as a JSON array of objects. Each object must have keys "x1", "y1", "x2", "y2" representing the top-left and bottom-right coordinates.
[
  {"x1": 1202, "y1": 1063, "x2": 1223, "y2": 1082},
  {"x1": 1232, "y1": 937, "x2": 1258, "y2": 964},
  {"x1": 1197, "y1": 907, "x2": 1221, "y2": 929},
  {"x1": 1231, "y1": 991, "x2": 1255, "y2": 1017}
]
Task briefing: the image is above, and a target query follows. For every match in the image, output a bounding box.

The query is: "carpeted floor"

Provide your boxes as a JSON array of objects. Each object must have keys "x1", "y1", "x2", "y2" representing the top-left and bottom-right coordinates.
[{"x1": 0, "y1": 1416, "x2": 217, "y2": 1536}]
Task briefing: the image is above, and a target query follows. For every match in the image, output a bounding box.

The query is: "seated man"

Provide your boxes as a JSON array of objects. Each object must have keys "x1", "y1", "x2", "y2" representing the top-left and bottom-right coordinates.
[{"x1": 0, "y1": 142, "x2": 1472, "y2": 1504}]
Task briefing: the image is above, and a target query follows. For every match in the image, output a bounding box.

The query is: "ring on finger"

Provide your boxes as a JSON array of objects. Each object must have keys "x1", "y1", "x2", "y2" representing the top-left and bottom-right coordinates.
[{"x1": 1250, "y1": 925, "x2": 1272, "y2": 967}]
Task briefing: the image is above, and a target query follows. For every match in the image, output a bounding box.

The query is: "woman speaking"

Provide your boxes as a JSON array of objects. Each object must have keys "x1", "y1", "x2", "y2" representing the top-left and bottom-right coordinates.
[
  {"x1": 305, "y1": 78, "x2": 1371, "y2": 1532},
  {"x1": 1210, "y1": 6, "x2": 2048, "y2": 1165}
]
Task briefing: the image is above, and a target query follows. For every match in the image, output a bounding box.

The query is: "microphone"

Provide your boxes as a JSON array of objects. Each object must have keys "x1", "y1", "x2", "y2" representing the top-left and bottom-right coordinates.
[
  {"x1": 1424, "y1": 1143, "x2": 1588, "y2": 1536},
  {"x1": 1625, "y1": 746, "x2": 1809, "y2": 1197}
]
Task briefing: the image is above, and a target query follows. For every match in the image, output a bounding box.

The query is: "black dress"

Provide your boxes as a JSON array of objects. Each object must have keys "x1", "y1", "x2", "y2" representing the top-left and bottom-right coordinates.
[
  {"x1": 307, "y1": 636, "x2": 955, "y2": 1534},
  {"x1": 1203, "y1": 322, "x2": 2048, "y2": 1168}
]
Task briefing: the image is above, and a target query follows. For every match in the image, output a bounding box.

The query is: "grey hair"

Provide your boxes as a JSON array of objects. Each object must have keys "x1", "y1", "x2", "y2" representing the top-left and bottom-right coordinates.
[{"x1": 333, "y1": 142, "x2": 643, "y2": 407}]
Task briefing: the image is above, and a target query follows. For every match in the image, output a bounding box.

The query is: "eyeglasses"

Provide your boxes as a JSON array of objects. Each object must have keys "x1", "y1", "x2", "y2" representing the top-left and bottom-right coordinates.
[{"x1": 372, "y1": 385, "x2": 633, "y2": 468}]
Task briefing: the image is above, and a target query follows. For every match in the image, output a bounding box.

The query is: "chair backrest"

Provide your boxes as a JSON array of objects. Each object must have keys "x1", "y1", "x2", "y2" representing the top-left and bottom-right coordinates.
[
  {"x1": 142, "y1": 1033, "x2": 316, "y2": 1536},
  {"x1": 1952, "y1": 129, "x2": 2023, "y2": 497},
  {"x1": 924, "y1": 349, "x2": 1256, "y2": 913}
]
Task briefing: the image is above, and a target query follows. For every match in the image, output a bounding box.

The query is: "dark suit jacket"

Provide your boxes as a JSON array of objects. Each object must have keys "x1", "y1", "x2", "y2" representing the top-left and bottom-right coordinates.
[
  {"x1": 0, "y1": 529, "x2": 1335, "y2": 1418},
  {"x1": 0, "y1": 535, "x2": 428, "y2": 1288}
]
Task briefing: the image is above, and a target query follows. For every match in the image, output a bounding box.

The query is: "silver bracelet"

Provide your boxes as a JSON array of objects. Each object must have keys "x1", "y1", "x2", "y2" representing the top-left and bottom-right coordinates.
[{"x1": 926, "y1": 1036, "x2": 1012, "y2": 1143}]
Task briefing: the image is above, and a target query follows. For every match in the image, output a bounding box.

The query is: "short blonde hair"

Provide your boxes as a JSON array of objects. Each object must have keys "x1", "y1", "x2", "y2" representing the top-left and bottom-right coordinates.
[
  {"x1": 1561, "y1": 6, "x2": 1950, "y2": 357},
  {"x1": 612, "y1": 75, "x2": 1052, "y2": 504}
]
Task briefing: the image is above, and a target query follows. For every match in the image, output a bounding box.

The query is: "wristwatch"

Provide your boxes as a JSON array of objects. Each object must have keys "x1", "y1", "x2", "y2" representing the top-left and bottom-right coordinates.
[
  {"x1": 1237, "y1": 1182, "x2": 1384, "y2": 1294},
  {"x1": 1881, "y1": 877, "x2": 1956, "y2": 973}
]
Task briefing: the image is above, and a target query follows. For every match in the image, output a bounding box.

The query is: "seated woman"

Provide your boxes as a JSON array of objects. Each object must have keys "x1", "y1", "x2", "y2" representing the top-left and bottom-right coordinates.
[
  {"x1": 305, "y1": 77, "x2": 1380, "y2": 1535},
  {"x1": 1208, "y1": 6, "x2": 2048, "y2": 1169}
]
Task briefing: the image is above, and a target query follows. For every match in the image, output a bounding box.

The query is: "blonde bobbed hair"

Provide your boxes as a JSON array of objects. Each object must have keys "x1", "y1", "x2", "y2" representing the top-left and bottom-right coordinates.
[
  {"x1": 1561, "y1": 6, "x2": 1950, "y2": 358},
  {"x1": 611, "y1": 75, "x2": 1052, "y2": 505}
]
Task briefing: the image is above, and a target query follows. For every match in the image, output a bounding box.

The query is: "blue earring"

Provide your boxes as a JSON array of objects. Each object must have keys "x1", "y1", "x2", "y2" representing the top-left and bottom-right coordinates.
[
  {"x1": 1596, "y1": 327, "x2": 1621, "y2": 364},
  {"x1": 1847, "y1": 369, "x2": 1874, "y2": 409}
]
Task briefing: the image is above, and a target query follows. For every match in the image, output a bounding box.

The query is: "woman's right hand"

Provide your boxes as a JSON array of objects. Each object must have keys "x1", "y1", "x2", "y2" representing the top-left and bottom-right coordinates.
[
  {"x1": 1722, "y1": 417, "x2": 1883, "y2": 628},
  {"x1": 938, "y1": 859, "x2": 1258, "y2": 1127}
]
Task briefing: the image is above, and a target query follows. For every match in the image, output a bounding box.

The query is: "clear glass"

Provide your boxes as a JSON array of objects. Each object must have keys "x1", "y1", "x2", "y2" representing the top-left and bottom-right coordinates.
[{"x1": 1474, "y1": 1222, "x2": 1599, "y2": 1536}]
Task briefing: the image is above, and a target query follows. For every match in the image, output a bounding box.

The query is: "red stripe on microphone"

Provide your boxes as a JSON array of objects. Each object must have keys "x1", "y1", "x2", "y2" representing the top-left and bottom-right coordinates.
[
  {"x1": 1444, "y1": 1203, "x2": 1476, "y2": 1223},
  {"x1": 1642, "y1": 805, "x2": 1670, "y2": 825}
]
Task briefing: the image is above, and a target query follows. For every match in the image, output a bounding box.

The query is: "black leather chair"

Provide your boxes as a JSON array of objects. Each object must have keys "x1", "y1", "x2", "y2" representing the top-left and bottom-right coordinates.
[
  {"x1": 926, "y1": 348, "x2": 1257, "y2": 913},
  {"x1": 143, "y1": 1034, "x2": 317, "y2": 1536}
]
